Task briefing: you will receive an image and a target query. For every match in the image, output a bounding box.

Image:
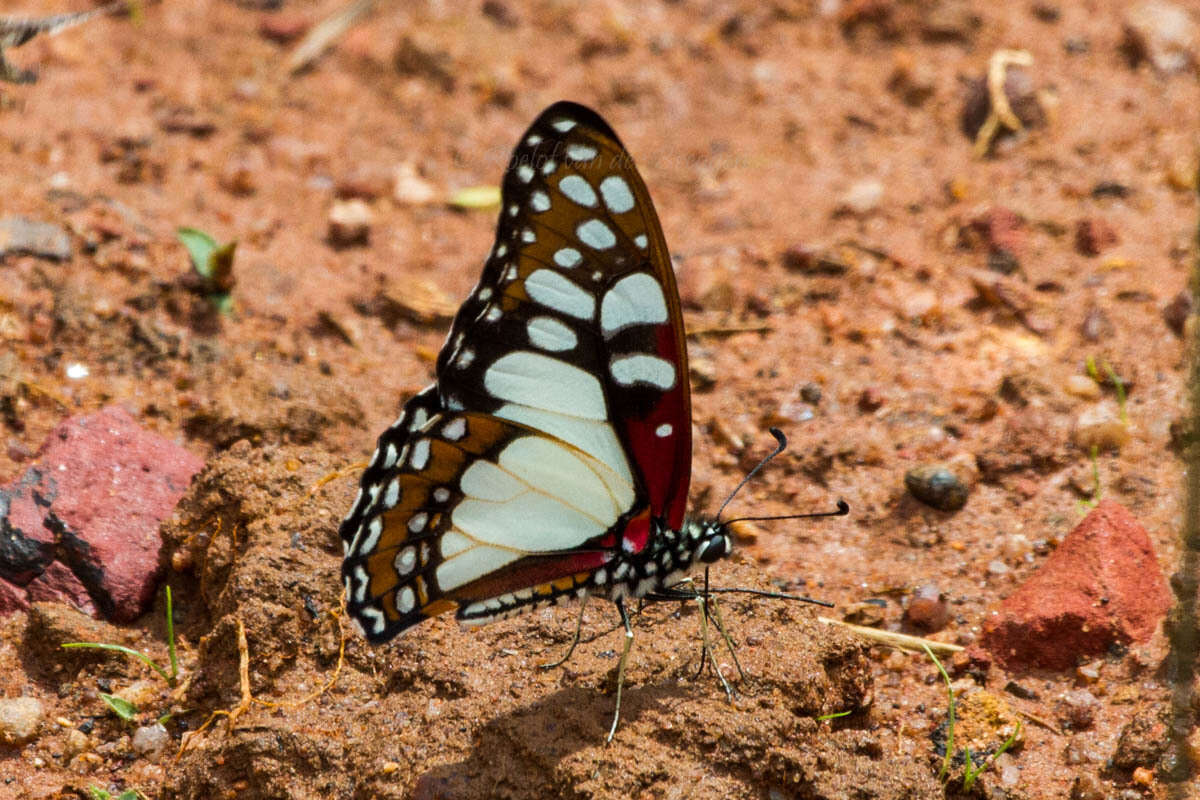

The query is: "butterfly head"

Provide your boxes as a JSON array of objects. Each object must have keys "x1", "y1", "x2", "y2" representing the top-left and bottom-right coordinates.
[{"x1": 681, "y1": 518, "x2": 733, "y2": 566}]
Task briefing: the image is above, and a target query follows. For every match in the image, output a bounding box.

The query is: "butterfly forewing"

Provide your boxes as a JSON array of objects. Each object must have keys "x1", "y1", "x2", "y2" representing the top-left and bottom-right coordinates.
[
  {"x1": 436, "y1": 101, "x2": 692, "y2": 530},
  {"x1": 342, "y1": 102, "x2": 692, "y2": 641}
]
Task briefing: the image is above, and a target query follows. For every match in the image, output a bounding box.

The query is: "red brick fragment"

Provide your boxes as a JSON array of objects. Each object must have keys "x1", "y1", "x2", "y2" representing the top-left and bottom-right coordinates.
[{"x1": 976, "y1": 500, "x2": 1170, "y2": 670}]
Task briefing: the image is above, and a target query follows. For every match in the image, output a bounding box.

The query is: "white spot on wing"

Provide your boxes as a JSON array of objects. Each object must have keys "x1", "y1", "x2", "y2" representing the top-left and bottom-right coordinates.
[
  {"x1": 566, "y1": 144, "x2": 597, "y2": 161},
  {"x1": 442, "y1": 417, "x2": 467, "y2": 441},
  {"x1": 542, "y1": 159, "x2": 557, "y2": 175},
  {"x1": 558, "y1": 175, "x2": 597, "y2": 207},
  {"x1": 554, "y1": 247, "x2": 582, "y2": 268},
  {"x1": 517, "y1": 165, "x2": 534, "y2": 183},
  {"x1": 411, "y1": 439, "x2": 431, "y2": 470},
  {"x1": 656, "y1": 423, "x2": 673, "y2": 437},
  {"x1": 526, "y1": 134, "x2": 542, "y2": 145},
  {"x1": 526, "y1": 316, "x2": 578, "y2": 352},
  {"x1": 599, "y1": 175, "x2": 635, "y2": 213},
  {"x1": 634, "y1": 234, "x2": 648, "y2": 249},
  {"x1": 484, "y1": 352, "x2": 607, "y2": 418},
  {"x1": 358, "y1": 517, "x2": 382, "y2": 555},
  {"x1": 524, "y1": 269, "x2": 595, "y2": 319},
  {"x1": 609, "y1": 354, "x2": 676, "y2": 389},
  {"x1": 434, "y1": 487, "x2": 451, "y2": 503},
  {"x1": 530, "y1": 190, "x2": 551, "y2": 212},
  {"x1": 384, "y1": 478, "x2": 400, "y2": 508},
  {"x1": 396, "y1": 586, "x2": 415, "y2": 614},
  {"x1": 395, "y1": 547, "x2": 417, "y2": 575},
  {"x1": 408, "y1": 512, "x2": 428, "y2": 533},
  {"x1": 551, "y1": 118, "x2": 577, "y2": 132},
  {"x1": 600, "y1": 273, "x2": 668, "y2": 336},
  {"x1": 577, "y1": 219, "x2": 616, "y2": 250}
]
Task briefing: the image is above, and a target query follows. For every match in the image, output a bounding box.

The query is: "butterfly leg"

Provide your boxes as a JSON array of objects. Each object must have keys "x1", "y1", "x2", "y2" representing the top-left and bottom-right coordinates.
[
  {"x1": 606, "y1": 597, "x2": 634, "y2": 744},
  {"x1": 694, "y1": 590, "x2": 735, "y2": 702},
  {"x1": 540, "y1": 594, "x2": 589, "y2": 670},
  {"x1": 705, "y1": 592, "x2": 748, "y2": 686}
]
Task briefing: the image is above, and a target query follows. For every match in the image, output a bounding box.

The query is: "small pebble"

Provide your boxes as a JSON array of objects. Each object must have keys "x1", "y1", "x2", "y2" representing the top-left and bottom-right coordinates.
[
  {"x1": 1075, "y1": 218, "x2": 1119, "y2": 256},
  {"x1": 327, "y1": 199, "x2": 373, "y2": 247},
  {"x1": 1131, "y1": 766, "x2": 1154, "y2": 787},
  {"x1": 258, "y1": 12, "x2": 311, "y2": 44},
  {"x1": 987, "y1": 559, "x2": 1010, "y2": 575},
  {"x1": 838, "y1": 179, "x2": 884, "y2": 215},
  {"x1": 1064, "y1": 374, "x2": 1101, "y2": 400},
  {"x1": 843, "y1": 601, "x2": 886, "y2": 627},
  {"x1": 799, "y1": 382, "x2": 822, "y2": 404},
  {"x1": 0, "y1": 697, "x2": 44, "y2": 745},
  {"x1": 1163, "y1": 290, "x2": 1191, "y2": 336},
  {"x1": 0, "y1": 217, "x2": 72, "y2": 261},
  {"x1": 1122, "y1": 1, "x2": 1197, "y2": 74},
  {"x1": 393, "y1": 162, "x2": 439, "y2": 205},
  {"x1": 857, "y1": 386, "x2": 884, "y2": 412},
  {"x1": 1058, "y1": 688, "x2": 1099, "y2": 729},
  {"x1": 63, "y1": 728, "x2": 90, "y2": 759},
  {"x1": 1073, "y1": 404, "x2": 1131, "y2": 451},
  {"x1": 1000, "y1": 533, "x2": 1033, "y2": 560},
  {"x1": 904, "y1": 584, "x2": 949, "y2": 632},
  {"x1": 1070, "y1": 773, "x2": 1105, "y2": 800},
  {"x1": 132, "y1": 723, "x2": 169, "y2": 758},
  {"x1": 904, "y1": 466, "x2": 968, "y2": 511}
]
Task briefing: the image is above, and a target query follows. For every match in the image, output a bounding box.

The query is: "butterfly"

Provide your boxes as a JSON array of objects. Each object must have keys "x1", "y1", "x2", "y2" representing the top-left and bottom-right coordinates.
[{"x1": 340, "y1": 101, "x2": 779, "y2": 738}]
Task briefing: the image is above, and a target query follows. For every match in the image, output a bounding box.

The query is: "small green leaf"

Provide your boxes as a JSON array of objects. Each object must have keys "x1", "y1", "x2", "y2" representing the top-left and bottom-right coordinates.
[
  {"x1": 448, "y1": 185, "x2": 501, "y2": 209},
  {"x1": 100, "y1": 692, "x2": 138, "y2": 721},
  {"x1": 87, "y1": 787, "x2": 112, "y2": 800},
  {"x1": 117, "y1": 791, "x2": 144, "y2": 800},
  {"x1": 816, "y1": 710, "x2": 852, "y2": 721},
  {"x1": 177, "y1": 227, "x2": 219, "y2": 278}
]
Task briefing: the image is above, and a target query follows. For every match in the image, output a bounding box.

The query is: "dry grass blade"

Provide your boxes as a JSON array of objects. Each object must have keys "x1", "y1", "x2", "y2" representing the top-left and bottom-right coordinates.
[
  {"x1": 818, "y1": 616, "x2": 964, "y2": 655},
  {"x1": 286, "y1": 0, "x2": 375, "y2": 75}
]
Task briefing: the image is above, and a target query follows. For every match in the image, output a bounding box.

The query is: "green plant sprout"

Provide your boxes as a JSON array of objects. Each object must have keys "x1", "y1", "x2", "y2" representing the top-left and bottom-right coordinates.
[
  {"x1": 61, "y1": 586, "x2": 180, "y2": 719},
  {"x1": 177, "y1": 227, "x2": 236, "y2": 314},
  {"x1": 1077, "y1": 444, "x2": 1103, "y2": 511},
  {"x1": 962, "y1": 721, "x2": 1023, "y2": 791},
  {"x1": 1084, "y1": 356, "x2": 1128, "y2": 423},
  {"x1": 87, "y1": 786, "x2": 147, "y2": 800},
  {"x1": 922, "y1": 644, "x2": 1021, "y2": 791},
  {"x1": 816, "y1": 710, "x2": 853, "y2": 721}
]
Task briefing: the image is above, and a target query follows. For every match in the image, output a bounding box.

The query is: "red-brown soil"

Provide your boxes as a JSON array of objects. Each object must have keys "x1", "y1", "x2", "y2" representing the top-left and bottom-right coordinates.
[{"x1": 0, "y1": 1, "x2": 1196, "y2": 798}]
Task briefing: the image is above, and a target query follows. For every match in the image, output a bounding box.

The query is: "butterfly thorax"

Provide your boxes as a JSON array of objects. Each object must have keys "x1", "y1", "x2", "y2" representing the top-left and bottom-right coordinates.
[{"x1": 592, "y1": 516, "x2": 732, "y2": 603}]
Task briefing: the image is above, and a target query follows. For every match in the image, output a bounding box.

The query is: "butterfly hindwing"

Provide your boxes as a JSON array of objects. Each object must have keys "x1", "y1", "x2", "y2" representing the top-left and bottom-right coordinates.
[{"x1": 343, "y1": 408, "x2": 637, "y2": 641}]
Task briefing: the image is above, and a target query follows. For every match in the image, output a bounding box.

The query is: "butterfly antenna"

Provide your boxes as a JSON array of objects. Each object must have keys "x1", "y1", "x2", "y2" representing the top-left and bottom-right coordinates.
[
  {"x1": 723, "y1": 498, "x2": 850, "y2": 526},
  {"x1": 716, "y1": 428, "x2": 789, "y2": 520}
]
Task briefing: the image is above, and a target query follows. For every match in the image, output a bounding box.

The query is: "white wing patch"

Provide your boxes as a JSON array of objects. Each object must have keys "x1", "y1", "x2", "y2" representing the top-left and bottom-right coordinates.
[
  {"x1": 484, "y1": 352, "x2": 607, "y2": 419},
  {"x1": 526, "y1": 315, "x2": 578, "y2": 352},
  {"x1": 600, "y1": 273, "x2": 668, "y2": 337},
  {"x1": 438, "y1": 433, "x2": 634, "y2": 591},
  {"x1": 610, "y1": 354, "x2": 676, "y2": 389},
  {"x1": 525, "y1": 269, "x2": 595, "y2": 319}
]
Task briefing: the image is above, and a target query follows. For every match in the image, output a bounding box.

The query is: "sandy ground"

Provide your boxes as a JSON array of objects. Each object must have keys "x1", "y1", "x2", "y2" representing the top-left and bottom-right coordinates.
[{"x1": 0, "y1": 0, "x2": 1197, "y2": 798}]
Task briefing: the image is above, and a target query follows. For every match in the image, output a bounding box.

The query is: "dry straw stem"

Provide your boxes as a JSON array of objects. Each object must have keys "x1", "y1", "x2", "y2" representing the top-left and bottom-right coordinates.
[
  {"x1": 818, "y1": 616, "x2": 964, "y2": 656},
  {"x1": 973, "y1": 49, "x2": 1035, "y2": 158}
]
